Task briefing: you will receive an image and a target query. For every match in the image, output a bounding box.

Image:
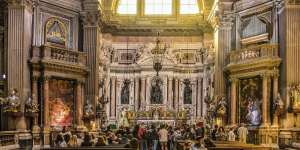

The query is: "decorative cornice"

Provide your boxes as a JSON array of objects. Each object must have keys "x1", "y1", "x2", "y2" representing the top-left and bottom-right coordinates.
[
  {"x1": 6, "y1": 0, "x2": 33, "y2": 9},
  {"x1": 81, "y1": 11, "x2": 101, "y2": 27}
]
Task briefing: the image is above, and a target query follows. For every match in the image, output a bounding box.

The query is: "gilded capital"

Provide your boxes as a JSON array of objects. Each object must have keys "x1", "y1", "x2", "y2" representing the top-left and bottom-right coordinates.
[{"x1": 229, "y1": 77, "x2": 239, "y2": 83}]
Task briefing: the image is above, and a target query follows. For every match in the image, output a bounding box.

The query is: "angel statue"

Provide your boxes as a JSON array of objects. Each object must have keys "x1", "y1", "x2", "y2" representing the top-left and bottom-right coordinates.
[
  {"x1": 273, "y1": 93, "x2": 284, "y2": 113},
  {"x1": 118, "y1": 108, "x2": 129, "y2": 127},
  {"x1": 84, "y1": 100, "x2": 94, "y2": 117},
  {"x1": 25, "y1": 94, "x2": 39, "y2": 113},
  {"x1": 4, "y1": 89, "x2": 21, "y2": 112}
]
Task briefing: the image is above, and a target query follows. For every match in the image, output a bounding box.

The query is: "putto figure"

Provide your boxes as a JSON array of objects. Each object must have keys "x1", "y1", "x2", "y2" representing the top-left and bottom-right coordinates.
[
  {"x1": 4, "y1": 89, "x2": 21, "y2": 112},
  {"x1": 84, "y1": 100, "x2": 94, "y2": 117},
  {"x1": 25, "y1": 94, "x2": 39, "y2": 113}
]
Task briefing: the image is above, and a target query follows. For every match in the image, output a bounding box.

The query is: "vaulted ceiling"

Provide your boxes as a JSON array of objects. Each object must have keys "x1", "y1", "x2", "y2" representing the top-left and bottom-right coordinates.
[{"x1": 97, "y1": 0, "x2": 216, "y2": 36}]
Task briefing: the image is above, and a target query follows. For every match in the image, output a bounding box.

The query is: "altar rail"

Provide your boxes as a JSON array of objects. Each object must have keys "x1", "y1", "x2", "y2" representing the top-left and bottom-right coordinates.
[
  {"x1": 32, "y1": 45, "x2": 87, "y2": 66},
  {"x1": 227, "y1": 44, "x2": 278, "y2": 65},
  {"x1": 0, "y1": 131, "x2": 18, "y2": 148}
]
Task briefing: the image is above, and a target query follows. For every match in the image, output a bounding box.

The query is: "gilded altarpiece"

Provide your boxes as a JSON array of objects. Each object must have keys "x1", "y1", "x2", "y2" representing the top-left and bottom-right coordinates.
[{"x1": 49, "y1": 79, "x2": 75, "y2": 127}]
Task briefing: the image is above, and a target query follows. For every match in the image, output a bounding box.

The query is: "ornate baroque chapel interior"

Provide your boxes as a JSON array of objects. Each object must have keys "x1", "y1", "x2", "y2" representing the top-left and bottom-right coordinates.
[{"x1": 0, "y1": 0, "x2": 300, "y2": 149}]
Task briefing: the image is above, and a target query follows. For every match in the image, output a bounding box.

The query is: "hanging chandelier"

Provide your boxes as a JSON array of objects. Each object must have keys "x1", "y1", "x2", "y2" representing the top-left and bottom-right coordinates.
[{"x1": 151, "y1": 32, "x2": 167, "y2": 76}]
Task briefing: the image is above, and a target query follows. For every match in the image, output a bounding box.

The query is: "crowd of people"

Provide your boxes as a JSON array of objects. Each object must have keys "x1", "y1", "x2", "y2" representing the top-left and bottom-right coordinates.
[{"x1": 53, "y1": 122, "x2": 249, "y2": 150}]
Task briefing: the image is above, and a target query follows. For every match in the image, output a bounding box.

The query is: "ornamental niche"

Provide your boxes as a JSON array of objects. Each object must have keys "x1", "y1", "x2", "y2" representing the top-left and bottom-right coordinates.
[{"x1": 45, "y1": 18, "x2": 68, "y2": 47}]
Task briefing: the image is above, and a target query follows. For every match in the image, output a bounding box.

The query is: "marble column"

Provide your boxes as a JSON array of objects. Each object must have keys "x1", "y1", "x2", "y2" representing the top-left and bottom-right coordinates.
[
  {"x1": 230, "y1": 78, "x2": 238, "y2": 126},
  {"x1": 134, "y1": 78, "x2": 139, "y2": 111},
  {"x1": 43, "y1": 76, "x2": 50, "y2": 145},
  {"x1": 140, "y1": 78, "x2": 146, "y2": 110},
  {"x1": 272, "y1": 74, "x2": 279, "y2": 127},
  {"x1": 213, "y1": 18, "x2": 233, "y2": 96},
  {"x1": 262, "y1": 74, "x2": 270, "y2": 127},
  {"x1": 110, "y1": 77, "x2": 116, "y2": 119},
  {"x1": 32, "y1": 76, "x2": 40, "y2": 132},
  {"x1": 81, "y1": 11, "x2": 101, "y2": 111},
  {"x1": 76, "y1": 81, "x2": 84, "y2": 129},
  {"x1": 43, "y1": 76, "x2": 50, "y2": 129},
  {"x1": 168, "y1": 78, "x2": 173, "y2": 109},
  {"x1": 174, "y1": 79, "x2": 179, "y2": 111}
]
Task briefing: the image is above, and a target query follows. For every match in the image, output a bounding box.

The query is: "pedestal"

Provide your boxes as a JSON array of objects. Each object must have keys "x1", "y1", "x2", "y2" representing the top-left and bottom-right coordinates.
[
  {"x1": 18, "y1": 132, "x2": 32, "y2": 149},
  {"x1": 42, "y1": 127, "x2": 51, "y2": 147}
]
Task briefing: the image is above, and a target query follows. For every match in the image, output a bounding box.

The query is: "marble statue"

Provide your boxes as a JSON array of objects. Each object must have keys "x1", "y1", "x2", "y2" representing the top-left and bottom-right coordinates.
[
  {"x1": 4, "y1": 89, "x2": 21, "y2": 112},
  {"x1": 84, "y1": 100, "x2": 94, "y2": 117},
  {"x1": 25, "y1": 95, "x2": 39, "y2": 113},
  {"x1": 118, "y1": 108, "x2": 129, "y2": 127},
  {"x1": 150, "y1": 79, "x2": 163, "y2": 104},
  {"x1": 121, "y1": 79, "x2": 130, "y2": 104},
  {"x1": 273, "y1": 93, "x2": 284, "y2": 112},
  {"x1": 183, "y1": 80, "x2": 192, "y2": 104}
]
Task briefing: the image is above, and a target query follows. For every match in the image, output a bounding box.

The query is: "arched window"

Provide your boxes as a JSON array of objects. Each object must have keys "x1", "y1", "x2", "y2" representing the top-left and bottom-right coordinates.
[
  {"x1": 145, "y1": 0, "x2": 173, "y2": 15},
  {"x1": 180, "y1": 0, "x2": 199, "y2": 14},
  {"x1": 117, "y1": 0, "x2": 137, "y2": 15}
]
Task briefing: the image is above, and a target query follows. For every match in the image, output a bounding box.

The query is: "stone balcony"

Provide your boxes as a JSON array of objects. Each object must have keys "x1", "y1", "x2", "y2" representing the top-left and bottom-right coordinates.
[
  {"x1": 30, "y1": 45, "x2": 88, "y2": 76},
  {"x1": 225, "y1": 44, "x2": 281, "y2": 75}
]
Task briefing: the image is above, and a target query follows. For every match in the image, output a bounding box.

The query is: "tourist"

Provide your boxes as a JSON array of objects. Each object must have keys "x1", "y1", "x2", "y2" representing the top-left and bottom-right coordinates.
[
  {"x1": 216, "y1": 127, "x2": 226, "y2": 141},
  {"x1": 124, "y1": 138, "x2": 139, "y2": 149},
  {"x1": 138, "y1": 123, "x2": 147, "y2": 150},
  {"x1": 211, "y1": 125, "x2": 218, "y2": 141},
  {"x1": 68, "y1": 134, "x2": 78, "y2": 147},
  {"x1": 191, "y1": 136, "x2": 207, "y2": 150},
  {"x1": 158, "y1": 125, "x2": 168, "y2": 150},
  {"x1": 76, "y1": 134, "x2": 84, "y2": 146},
  {"x1": 81, "y1": 132, "x2": 93, "y2": 146},
  {"x1": 196, "y1": 122, "x2": 205, "y2": 138},
  {"x1": 55, "y1": 133, "x2": 67, "y2": 147},
  {"x1": 228, "y1": 128, "x2": 236, "y2": 142},
  {"x1": 168, "y1": 127, "x2": 175, "y2": 150},
  {"x1": 237, "y1": 123, "x2": 248, "y2": 144},
  {"x1": 95, "y1": 136, "x2": 107, "y2": 146},
  {"x1": 150, "y1": 125, "x2": 159, "y2": 150}
]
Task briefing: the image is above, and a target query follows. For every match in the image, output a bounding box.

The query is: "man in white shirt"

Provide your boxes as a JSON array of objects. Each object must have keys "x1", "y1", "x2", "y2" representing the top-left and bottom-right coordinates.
[
  {"x1": 158, "y1": 125, "x2": 168, "y2": 150},
  {"x1": 237, "y1": 123, "x2": 248, "y2": 144}
]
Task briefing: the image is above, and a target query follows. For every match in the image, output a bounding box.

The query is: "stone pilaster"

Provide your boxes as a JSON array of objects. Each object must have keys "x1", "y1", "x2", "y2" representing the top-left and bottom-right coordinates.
[
  {"x1": 81, "y1": 10, "x2": 101, "y2": 112},
  {"x1": 43, "y1": 76, "x2": 50, "y2": 145},
  {"x1": 140, "y1": 77, "x2": 146, "y2": 110},
  {"x1": 76, "y1": 80, "x2": 84, "y2": 129},
  {"x1": 208, "y1": 1, "x2": 233, "y2": 97},
  {"x1": 174, "y1": 79, "x2": 179, "y2": 111},
  {"x1": 110, "y1": 77, "x2": 116, "y2": 119},
  {"x1": 230, "y1": 78, "x2": 238, "y2": 126},
  {"x1": 6, "y1": 0, "x2": 33, "y2": 131},
  {"x1": 261, "y1": 73, "x2": 271, "y2": 127},
  {"x1": 31, "y1": 76, "x2": 40, "y2": 133},
  {"x1": 134, "y1": 78, "x2": 139, "y2": 111},
  {"x1": 167, "y1": 78, "x2": 173, "y2": 109}
]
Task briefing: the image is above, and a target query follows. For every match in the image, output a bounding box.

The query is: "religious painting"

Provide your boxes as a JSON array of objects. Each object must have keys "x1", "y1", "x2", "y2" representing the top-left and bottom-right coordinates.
[
  {"x1": 49, "y1": 79, "x2": 75, "y2": 127},
  {"x1": 239, "y1": 77, "x2": 262, "y2": 126},
  {"x1": 121, "y1": 79, "x2": 130, "y2": 104},
  {"x1": 45, "y1": 18, "x2": 67, "y2": 47},
  {"x1": 183, "y1": 79, "x2": 192, "y2": 104},
  {"x1": 150, "y1": 77, "x2": 163, "y2": 104}
]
